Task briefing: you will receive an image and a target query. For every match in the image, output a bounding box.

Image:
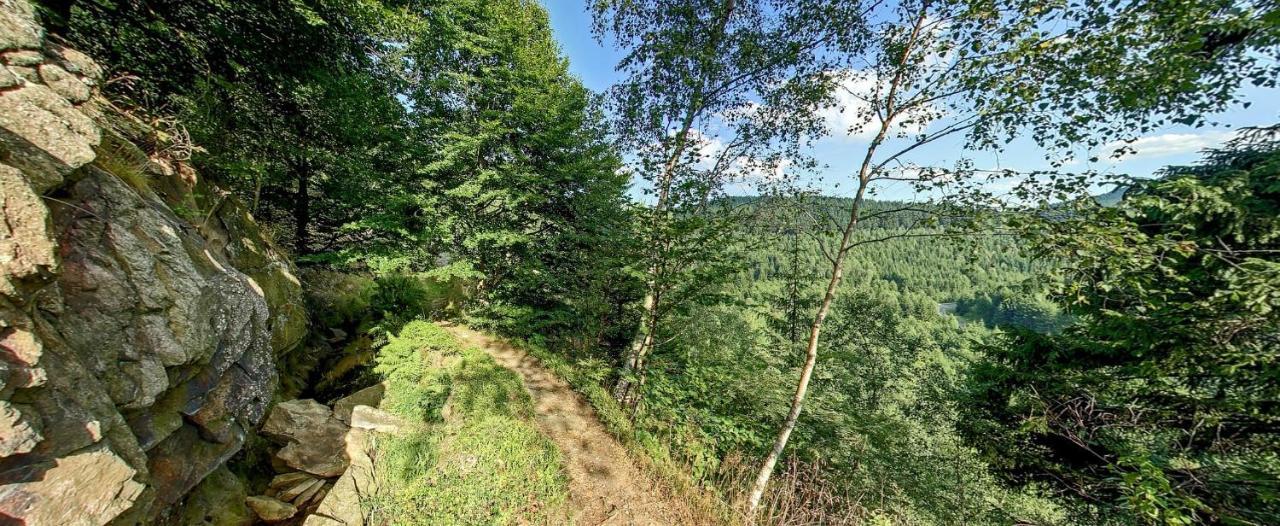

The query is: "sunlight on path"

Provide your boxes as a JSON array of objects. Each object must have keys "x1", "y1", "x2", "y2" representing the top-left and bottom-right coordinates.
[{"x1": 442, "y1": 325, "x2": 689, "y2": 526}]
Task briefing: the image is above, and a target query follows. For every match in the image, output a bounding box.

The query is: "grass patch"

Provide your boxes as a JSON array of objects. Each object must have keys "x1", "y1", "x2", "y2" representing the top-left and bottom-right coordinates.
[
  {"x1": 368, "y1": 321, "x2": 569, "y2": 525},
  {"x1": 94, "y1": 128, "x2": 155, "y2": 195}
]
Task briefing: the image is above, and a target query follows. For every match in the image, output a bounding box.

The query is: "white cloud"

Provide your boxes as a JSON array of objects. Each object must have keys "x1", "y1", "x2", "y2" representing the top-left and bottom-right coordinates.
[
  {"x1": 683, "y1": 128, "x2": 726, "y2": 170},
  {"x1": 1103, "y1": 131, "x2": 1233, "y2": 161},
  {"x1": 818, "y1": 70, "x2": 936, "y2": 141},
  {"x1": 674, "y1": 128, "x2": 795, "y2": 183}
]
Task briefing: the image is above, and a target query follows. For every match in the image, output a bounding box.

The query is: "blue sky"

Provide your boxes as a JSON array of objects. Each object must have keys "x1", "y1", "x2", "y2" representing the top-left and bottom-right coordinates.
[{"x1": 544, "y1": 1, "x2": 1280, "y2": 201}]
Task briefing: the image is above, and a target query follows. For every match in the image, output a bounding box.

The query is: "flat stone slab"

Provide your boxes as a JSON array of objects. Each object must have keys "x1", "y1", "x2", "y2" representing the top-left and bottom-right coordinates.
[
  {"x1": 332, "y1": 383, "x2": 385, "y2": 425},
  {"x1": 264, "y1": 400, "x2": 350, "y2": 478},
  {"x1": 246, "y1": 495, "x2": 298, "y2": 523},
  {"x1": 303, "y1": 428, "x2": 379, "y2": 526},
  {"x1": 349, "y1": 405, "x2": 405, "y2": 434}
]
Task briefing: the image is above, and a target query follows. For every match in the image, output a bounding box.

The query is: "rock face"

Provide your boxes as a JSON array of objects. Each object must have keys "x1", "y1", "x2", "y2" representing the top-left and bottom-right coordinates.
[
  {"x1": 177, "y1": 465, "x2": 253, "y2": 526},
  {"x1": 0, "y1": 2, "x2": 306, "y2": 523}
]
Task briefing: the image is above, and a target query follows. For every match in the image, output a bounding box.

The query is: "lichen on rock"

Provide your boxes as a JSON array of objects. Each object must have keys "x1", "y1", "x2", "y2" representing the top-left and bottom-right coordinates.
[{"x1": 0, "y1": 1, "x2": 306, "y2": 522}]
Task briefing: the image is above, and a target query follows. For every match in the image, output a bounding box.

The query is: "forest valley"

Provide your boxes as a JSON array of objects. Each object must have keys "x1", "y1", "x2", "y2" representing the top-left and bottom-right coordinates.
[{"x1": 29, "y1": 0, "x2": 1279, "y2": 524}]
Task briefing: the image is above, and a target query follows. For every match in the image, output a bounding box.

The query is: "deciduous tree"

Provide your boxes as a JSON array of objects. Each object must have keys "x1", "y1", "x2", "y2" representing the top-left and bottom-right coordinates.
[{"x1": 593, "y1": 0, "x2": 870, "y2": 410}]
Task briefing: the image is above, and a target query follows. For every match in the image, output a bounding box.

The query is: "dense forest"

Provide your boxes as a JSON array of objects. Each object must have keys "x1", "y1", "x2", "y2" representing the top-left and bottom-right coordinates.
[{"x1": 25, "y1": 0, "x2": 1279, "y2": 524}]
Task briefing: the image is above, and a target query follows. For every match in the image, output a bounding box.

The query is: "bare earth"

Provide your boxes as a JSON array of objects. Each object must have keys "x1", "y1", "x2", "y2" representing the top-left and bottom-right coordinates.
[{"x1": 444, "y1": 325, "x2": 691, "y2": 525}]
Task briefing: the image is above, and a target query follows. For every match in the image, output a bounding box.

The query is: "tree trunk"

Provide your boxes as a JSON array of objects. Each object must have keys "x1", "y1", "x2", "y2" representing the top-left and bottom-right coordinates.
[
  {"x1": 613, "y1": 105, "x2": 697, "y2": 407},
  {"x1": 612, "y1": 287, "x2": 657, "y2": 405},
  {"x1": 292, "y1": 156, "x2": 311, "y2": 256},
  {"x1": 744, "y1": 8, "x2": 929, "y2": 517},
  {"x1": 612, "y1": 0, "x2": 737, "y2": 409},
  {"x1": 744, "y1": 181, "x2": 866, "y2": 515},
  {"x1": 252, "y1": 173, "x2": 263, "y2": 215}
]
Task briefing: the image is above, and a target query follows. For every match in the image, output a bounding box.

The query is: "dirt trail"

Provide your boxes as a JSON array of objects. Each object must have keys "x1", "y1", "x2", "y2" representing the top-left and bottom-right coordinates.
[{"x1": 443, "y1": 324, "x2": 691, "y2": 525}]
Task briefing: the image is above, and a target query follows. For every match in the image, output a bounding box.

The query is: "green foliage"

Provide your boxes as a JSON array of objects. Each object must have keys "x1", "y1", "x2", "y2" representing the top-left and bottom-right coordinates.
[
  {"x1": 48, "y1": 0, "x2": 638, "y2": 439},
  {"x1": 519, "y1": 198, "x2": 1069, "y2": 524},
  {"x1": 970, "y1": 0, "x2": 1280, "y2": 153},
  {"x1": 967, "y1": 134, "x2": 1280, "y2": 524},
  {"x1": 297, "y1": 268, "x2": 467, "y2": 401},
  {"x1": 387, "y1": 0, "x2": 638, "y2": 352},
  {"x1": 981, "y1": 291, "x2": 1070, "y2": 334},
  {"x1": 303, "y1": 270, "x2": 377, "y2": 329},
  {"x1": 371, "y1": 321, "x2": 570, "y2": 525},
  {"x1": 370, "y1": 275, "x2": 430, "y2": 319},
  {"x1": 666, "y1": 289, "x2": 1064, "y2": 524},
  {"x1": 40, "y1": 0, "x2": 415, "y2": 254},
  {"x1": 592, "y1": 0, "x2": 872, "y2": 409},
  {"x1": 373, "y1": 322, "x2": 461, "y2": 422}
]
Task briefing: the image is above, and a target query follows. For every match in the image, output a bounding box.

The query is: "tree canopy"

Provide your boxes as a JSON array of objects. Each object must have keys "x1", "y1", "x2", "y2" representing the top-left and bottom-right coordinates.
[{"x1": 969, "y1": 130, "x2": 1280, "y2": 524}]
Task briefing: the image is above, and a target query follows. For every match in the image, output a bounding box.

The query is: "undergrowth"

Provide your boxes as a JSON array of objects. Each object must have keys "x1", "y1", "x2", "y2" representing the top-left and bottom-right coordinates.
[
  {"x1": 299, "y1": 269, "x2": 466, "y2": 400},
  {"x1": 367, "y1": 321, "x2": 569, "y2": 525}
]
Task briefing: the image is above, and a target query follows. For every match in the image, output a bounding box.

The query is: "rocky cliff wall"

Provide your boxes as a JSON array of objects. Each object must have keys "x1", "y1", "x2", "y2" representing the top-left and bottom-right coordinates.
[{"x1": 0, "y1": 1, "x2": 307, "y2": 523}]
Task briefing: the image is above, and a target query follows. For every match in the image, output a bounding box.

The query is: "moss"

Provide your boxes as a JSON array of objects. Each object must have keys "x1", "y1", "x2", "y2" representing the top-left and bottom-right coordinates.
[
  {"x1": 174, "y1": 465, "x2": 253, "y2": 526},
  {"x1": 367, "y1": 321, "x2": 569, "y2": 525}
]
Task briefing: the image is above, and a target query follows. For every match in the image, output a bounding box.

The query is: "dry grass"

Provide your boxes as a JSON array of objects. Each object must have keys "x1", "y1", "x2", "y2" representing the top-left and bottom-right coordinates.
[
  {"x1": 94, "y1": 129, "x2": 154, "y2": 194},
  {"x1": 711, "y1": 453, "x2": 885, "y2": 526}
]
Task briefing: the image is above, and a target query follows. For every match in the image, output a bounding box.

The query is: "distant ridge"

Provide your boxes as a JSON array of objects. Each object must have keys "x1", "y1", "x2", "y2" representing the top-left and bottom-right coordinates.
[{"x1": 1093, "y1": 186, "x2": 1128, "y2": 206}]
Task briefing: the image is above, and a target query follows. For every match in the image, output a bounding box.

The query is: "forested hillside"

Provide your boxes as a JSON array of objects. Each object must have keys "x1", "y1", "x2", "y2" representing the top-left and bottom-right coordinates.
[{"x1": 8, "y1": 0, "x2": 1278, "y2": 525}]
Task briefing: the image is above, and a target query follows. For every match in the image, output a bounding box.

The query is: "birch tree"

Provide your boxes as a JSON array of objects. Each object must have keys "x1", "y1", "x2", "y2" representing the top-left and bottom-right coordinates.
[{"x1": 593, "y1": 0, "x2": 871, "y2": 408}]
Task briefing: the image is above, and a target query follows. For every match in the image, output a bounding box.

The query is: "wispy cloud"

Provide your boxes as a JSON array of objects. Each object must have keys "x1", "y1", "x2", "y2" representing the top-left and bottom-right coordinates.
[
  {"x1": 1103, "y1": 131, "x2": 1234, "y2": 161},
  {"x1": 734, "y1": 157, "x2": 792, "y2": 183},
  {"x1": 680, "y1": 128, "x2": 793, "y2": 183}
]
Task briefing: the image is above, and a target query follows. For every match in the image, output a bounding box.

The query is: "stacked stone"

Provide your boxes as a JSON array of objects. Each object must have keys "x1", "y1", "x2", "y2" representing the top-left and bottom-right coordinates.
[
  {"x1": 247, "y1": 385, "x2": 402, "y2": 525},
  {"x1": 246, "y1": 399, "x2": 346, "y2": 523}
]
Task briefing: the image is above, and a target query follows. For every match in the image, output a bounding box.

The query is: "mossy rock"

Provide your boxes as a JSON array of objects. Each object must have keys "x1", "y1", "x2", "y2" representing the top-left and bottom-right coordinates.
[{"x1": 176, "y1": 465, "x2": 253, "y2": 526}]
